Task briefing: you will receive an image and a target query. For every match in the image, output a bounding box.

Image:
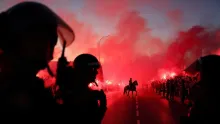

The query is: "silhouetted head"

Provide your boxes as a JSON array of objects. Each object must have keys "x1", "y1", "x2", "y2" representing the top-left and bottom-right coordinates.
[
  {"x1": 0, "y1": 2, "x2": 74, "y2": 74},
  {"x1": 73, "y1": 54, "x2": 101, "y2": 86}
]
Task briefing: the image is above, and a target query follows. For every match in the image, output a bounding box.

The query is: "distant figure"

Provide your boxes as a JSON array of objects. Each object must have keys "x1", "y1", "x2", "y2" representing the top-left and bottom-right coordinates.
[
  {"x1": 124, "y1": 79, "x2": 138, "y2": 96},
  {"x1": 129, "y1": 78, "x2": 133, "y2": 88}
]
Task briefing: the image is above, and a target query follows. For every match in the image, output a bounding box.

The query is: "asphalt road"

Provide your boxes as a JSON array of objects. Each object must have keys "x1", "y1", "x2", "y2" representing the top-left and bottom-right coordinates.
[{"x1": 103, "y1": 88, "x2": 188, "y2": 124}]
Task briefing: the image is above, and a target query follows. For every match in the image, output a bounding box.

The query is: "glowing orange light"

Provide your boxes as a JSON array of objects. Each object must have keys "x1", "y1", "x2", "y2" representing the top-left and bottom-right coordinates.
[
  {"x1": 170, "y1": 72, "x2": 176, "y2": 78},
  {"x1": 106, "y1": 80, "x2": 112, "y2": 85},
  {"x1": 162, "y1": 74, "x2": 166, "y2": 79},
  {"x1": 89, "y1": 83, "x2": 93, "y2": 87}
]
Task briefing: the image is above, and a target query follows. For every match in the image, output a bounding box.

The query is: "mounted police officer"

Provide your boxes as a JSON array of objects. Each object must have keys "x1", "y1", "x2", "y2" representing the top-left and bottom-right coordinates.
[{"x1": 129, "y1": 78, "x2": 133, "y2": 88}]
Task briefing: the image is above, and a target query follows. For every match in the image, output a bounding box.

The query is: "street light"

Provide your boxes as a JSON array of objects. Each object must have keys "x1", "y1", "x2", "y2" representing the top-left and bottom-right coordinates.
[{"x1": 97, "y1": 35, "x2": 110, "y2": 62}]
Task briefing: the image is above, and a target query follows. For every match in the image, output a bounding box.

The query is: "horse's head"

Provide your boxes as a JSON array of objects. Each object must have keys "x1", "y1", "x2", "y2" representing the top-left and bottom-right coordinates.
[{"x1": 133, "y1": 81, "x2": 138, "y2": 86}]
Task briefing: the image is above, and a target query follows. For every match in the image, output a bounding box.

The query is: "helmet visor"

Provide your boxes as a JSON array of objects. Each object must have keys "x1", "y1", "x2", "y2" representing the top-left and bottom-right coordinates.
[
  {"x1": 96, "y1": 65, "x2": 104, "y2": 83},
  {"x1": 56, "y1": 16, "x2": 75, "y2": 47}
]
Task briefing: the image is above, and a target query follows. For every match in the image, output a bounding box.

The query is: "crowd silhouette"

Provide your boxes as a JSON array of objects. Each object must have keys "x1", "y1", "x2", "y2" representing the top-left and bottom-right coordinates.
[{"x1": 151, "y1": 55, "x2": 220, "y2": 123}]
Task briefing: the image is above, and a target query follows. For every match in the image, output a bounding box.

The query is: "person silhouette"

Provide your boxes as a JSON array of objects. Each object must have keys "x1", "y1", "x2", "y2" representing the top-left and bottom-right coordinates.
[
  {"x1": 0, "y1": 1, "x2": 74, "y2": 121},
  {"x1": 186, "y1": 55, "x2": 220, "y2": 123},
  {"x1": 58, "y1": 54, "x2": 107, "y2": 124},
  {"x1": 129, "y1": 78, "x2": 133, "y2": 88}
]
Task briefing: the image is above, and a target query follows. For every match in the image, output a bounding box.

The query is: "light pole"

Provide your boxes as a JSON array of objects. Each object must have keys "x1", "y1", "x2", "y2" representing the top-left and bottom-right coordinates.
[{"x1": 98, "y1": 35, "x2": 110, "y2": 62}]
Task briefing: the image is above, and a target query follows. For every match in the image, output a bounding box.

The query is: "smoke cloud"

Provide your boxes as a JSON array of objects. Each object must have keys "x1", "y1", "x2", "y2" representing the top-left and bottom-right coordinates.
[{"x1": 4, "y1": 0, "x2": 220, "y2": 85}]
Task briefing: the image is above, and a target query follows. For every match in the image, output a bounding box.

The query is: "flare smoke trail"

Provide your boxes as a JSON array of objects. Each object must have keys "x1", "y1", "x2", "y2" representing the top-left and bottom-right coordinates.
[{"x1": 3, "y1": 0, "x2": 220, "y2": 85}]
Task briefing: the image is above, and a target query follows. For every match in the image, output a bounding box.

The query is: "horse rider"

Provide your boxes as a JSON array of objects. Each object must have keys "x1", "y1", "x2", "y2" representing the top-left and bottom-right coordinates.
[{"x1": 129, "y1": 78, "x2": 133, "y2": 88}]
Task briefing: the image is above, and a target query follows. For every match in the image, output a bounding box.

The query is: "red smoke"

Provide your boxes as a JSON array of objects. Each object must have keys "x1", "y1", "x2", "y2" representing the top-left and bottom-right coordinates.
[
  {"x1": 5, "y1": 0, "x2": 220, "y2": 85},
  {"x1": 83, "y1": 0, "x2": 168, "y2": 83},
  {"x1": 82, "y1": 0, "x2": 220, "y2": 83}
]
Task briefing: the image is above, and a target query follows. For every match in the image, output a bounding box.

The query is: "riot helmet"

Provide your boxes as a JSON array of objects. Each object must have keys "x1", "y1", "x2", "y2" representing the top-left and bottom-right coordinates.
[
  {"x1": 4, "y1": 1, "x2": 74, "y2": 46},
  {"x1": 0, "y1": 1, "x2": 74, "y2": 73},
  {"x1": 73, "y1": 54, "x2": 103, "y2": 85},
  {"x1": 74, "y1": 54, "x2": 100, "y2": 69}
]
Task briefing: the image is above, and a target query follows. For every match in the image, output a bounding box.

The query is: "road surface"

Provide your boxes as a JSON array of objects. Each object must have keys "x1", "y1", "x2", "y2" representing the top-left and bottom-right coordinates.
[{"x1": 103, "y1": 89, "x2": 188, "y2": 124}]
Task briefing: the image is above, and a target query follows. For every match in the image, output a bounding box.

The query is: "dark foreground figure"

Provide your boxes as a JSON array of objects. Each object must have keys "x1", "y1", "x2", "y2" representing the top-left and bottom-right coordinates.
[
  {"x1": 181, "y1": 55, "x2": 220, "y2": 124},
  {"x1": 0, "y1": 1, "x2": 74, "y2": 122},
  {"x1": 56, "y1": 54, "x2": 107, "y2": 124}
]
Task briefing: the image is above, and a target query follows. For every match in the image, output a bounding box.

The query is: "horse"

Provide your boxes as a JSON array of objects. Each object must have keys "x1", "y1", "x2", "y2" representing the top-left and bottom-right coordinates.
[
  {"x1": 123, "y1": 85, "x2": 130, "y2": 95},
  {"x1": 124, "y1": 80, "x2": 138, "y2": 96}
]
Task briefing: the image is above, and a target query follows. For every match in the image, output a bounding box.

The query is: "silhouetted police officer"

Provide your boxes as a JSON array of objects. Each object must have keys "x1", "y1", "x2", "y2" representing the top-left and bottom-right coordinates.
[
  {"x1": 0, "y1": 1, "x2": 74, "y2": 121},
  {"x1": 59, "y1": 54, "x2": 107, "y2": 124}
]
